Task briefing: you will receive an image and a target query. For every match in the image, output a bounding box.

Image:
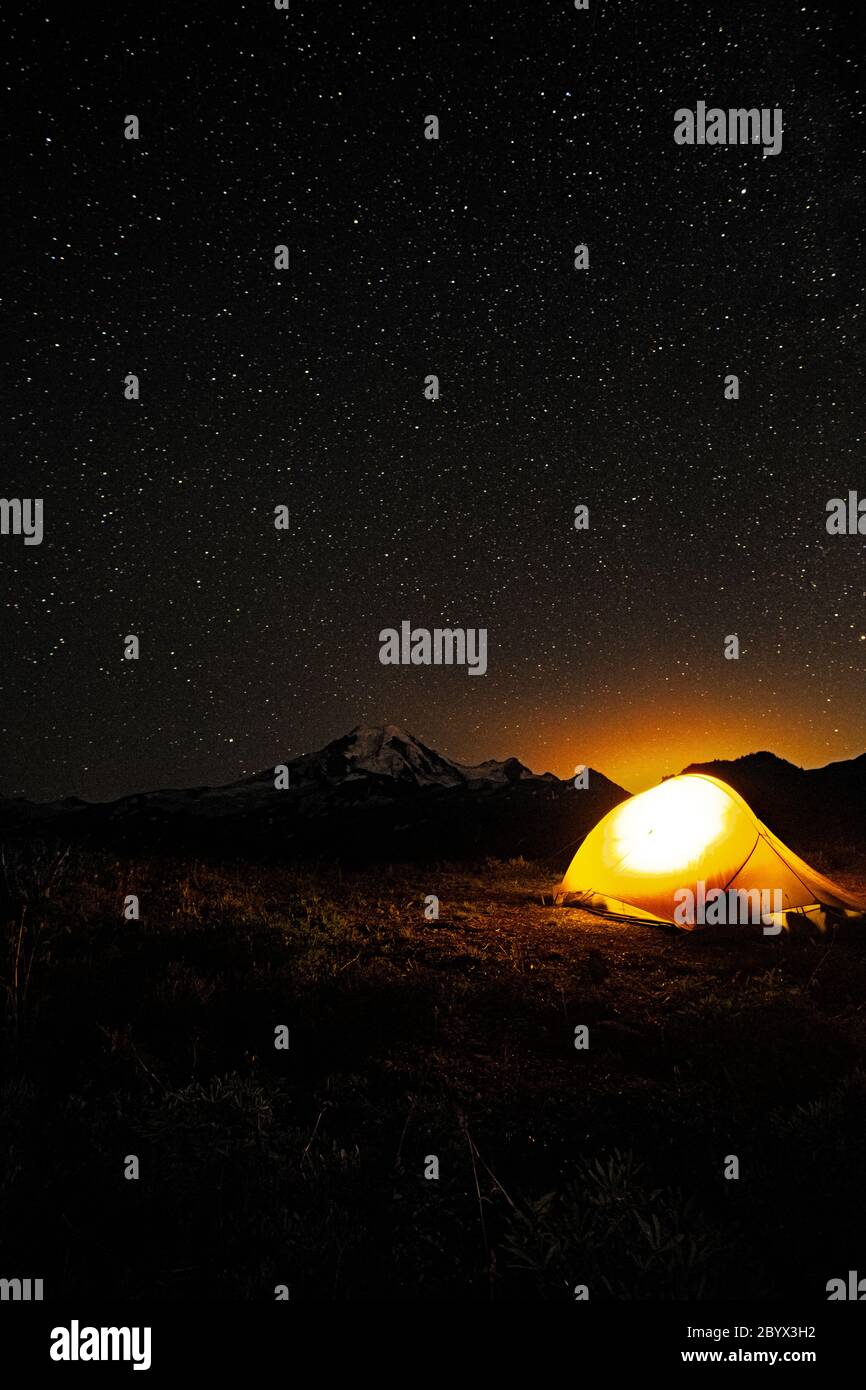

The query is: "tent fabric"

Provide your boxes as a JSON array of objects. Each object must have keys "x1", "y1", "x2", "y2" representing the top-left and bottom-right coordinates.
[{"x1": 555, "y1": 773, "x2": 865, "y2": 931}]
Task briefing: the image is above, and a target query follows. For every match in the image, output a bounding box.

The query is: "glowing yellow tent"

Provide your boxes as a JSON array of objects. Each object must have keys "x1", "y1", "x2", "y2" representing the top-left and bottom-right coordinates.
[{"x1": 556, "y1": 773, "x2": 865, "y2": 931}]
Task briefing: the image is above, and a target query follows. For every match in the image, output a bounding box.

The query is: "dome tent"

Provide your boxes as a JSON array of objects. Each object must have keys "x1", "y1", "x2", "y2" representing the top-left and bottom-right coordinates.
[{"x1": 555, "y1": 773, "x2": 865, "y2": 931}]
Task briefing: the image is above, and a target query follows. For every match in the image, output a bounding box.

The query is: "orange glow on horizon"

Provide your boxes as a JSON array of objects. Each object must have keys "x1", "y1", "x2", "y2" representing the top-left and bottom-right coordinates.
[{"x1": 439, "y1": 688, "x2": 866, "y2": 795}]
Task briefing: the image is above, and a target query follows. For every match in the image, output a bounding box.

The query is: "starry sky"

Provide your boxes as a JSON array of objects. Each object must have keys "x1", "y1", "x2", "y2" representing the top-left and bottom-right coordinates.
[{"x1": 1, "y1": 0, "x2": 864, "y2": 802}]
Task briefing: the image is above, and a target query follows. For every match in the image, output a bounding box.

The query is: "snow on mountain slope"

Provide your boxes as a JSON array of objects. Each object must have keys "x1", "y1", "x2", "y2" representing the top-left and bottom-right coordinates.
[{"x1": 223, "y1": 724, "x2": 555, "y2": 797}]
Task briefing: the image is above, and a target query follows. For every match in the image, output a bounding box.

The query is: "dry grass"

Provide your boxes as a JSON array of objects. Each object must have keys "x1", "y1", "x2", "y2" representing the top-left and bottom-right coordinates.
[{"x1": 1, "y1": 848, "x2": 865, "y2": 1300}]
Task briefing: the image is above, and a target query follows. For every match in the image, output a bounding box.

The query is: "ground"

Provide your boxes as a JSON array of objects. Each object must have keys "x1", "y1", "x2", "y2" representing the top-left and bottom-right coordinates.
[{"x1": 2, "y1": 848, "x2": 865, "y2": 1300}]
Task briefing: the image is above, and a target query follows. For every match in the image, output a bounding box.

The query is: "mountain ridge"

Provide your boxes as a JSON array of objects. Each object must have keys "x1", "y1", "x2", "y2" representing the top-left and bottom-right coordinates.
[
  {"x1": 679, "y1": 749, "x2": 866, "y2": 857},
  {"x1": 0, "y1": 724, "x2": 626, "y2": 865},
  {"x1": 1, "y1": 729, "x2": 862, "y2": 866}
]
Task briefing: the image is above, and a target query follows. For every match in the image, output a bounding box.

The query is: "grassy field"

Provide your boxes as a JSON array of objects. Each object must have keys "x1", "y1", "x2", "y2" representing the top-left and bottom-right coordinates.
[{"x1": 2, "y1": 845, "x2": 866, "y2": 1301}]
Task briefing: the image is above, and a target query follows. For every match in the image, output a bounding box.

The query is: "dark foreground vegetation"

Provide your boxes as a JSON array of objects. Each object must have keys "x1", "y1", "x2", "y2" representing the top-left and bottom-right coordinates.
[{"x1": 2, "y1": 842, "x2": 866, "y2": 1300}]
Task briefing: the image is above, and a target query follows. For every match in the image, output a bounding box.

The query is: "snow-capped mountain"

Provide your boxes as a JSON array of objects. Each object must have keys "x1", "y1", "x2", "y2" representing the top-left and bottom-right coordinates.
[
  {"x1": 3, "y1": 730, "x2": 862, "y2": 867},
  {"x1": 0, "y1": 724, "x2": 627, "y2": 864},
  {"x1": 229, "y1": 723, "x2": 555, "y2": 795}
]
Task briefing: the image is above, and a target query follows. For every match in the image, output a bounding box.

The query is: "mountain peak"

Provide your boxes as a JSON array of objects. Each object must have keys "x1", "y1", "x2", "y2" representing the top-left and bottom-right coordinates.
[
  {"x1": 286, "y1": 723, "x2": 553, "y2": 791},
  {"x1": 681, "y1": 750, "x2": 801, "y2": 778},
  {"x1": 349, "y1": 722, "x2": 413, "y2": 741},
  {"x1": 304, "y1": 723, "x2": 467, "y2": 788}
]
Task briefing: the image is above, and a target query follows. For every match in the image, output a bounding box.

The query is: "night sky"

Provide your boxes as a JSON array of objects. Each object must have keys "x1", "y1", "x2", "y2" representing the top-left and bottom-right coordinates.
[{"x1": 2, "y1": 0, "x2": 864, "y2": 803}]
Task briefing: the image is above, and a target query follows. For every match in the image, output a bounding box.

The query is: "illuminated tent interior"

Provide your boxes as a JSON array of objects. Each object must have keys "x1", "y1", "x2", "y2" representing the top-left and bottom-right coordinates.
[{"x1": 556, "y1": 773, "x2": 866, "y2": 931}]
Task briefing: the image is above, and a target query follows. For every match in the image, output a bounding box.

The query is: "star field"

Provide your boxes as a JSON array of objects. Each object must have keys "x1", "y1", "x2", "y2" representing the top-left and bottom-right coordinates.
[{"x1": 1, "y1": 0, "x2": 864, "y2": 801}]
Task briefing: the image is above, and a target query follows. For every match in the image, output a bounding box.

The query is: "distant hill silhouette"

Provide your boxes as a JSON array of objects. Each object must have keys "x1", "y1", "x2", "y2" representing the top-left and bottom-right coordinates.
[
  {"x1": 3, "y1": 730, "x2": 862, "y2": 866},
  {"x1": 0, "y1": 725, "x2": 629, "y2": 867},
  {"x1": 680, "y1": 751, "x2": 866, "y2": 858}
]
